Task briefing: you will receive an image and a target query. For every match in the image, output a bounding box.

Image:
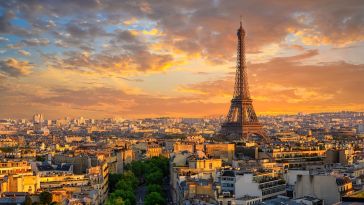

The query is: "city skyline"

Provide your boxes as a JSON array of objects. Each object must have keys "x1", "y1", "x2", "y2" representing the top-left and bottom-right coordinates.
[{"x1": 1, "y1": 0, "x2": 364, "y2": 119}]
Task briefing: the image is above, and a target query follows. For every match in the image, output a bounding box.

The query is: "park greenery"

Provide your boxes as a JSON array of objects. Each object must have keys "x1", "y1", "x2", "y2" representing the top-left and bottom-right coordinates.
[
  {"x1": 39, "y1": 191, "x2": 53, "y2": 205},
  {"x1": 0, "y1": 146, "x2": 17, "y2": 153},
  {"x1": 107, "y1": 156, "x2": 169, "y2": 205}
]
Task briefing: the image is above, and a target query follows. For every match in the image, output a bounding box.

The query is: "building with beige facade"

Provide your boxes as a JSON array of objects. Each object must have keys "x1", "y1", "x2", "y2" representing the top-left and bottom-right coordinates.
[
  {"x1": 146, "y1": 144, "x2": 162, "y2": 158},
  {"x1": 205, "y1": 143, "x2": 235, "y2": 163},
  {"x1": 0, "y1": 160, "x2": 40, "y2": 194}
]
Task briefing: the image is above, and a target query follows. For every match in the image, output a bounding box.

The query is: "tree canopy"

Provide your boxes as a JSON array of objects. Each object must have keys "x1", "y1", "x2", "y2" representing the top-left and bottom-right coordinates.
[
  {"x1": 144, "y1": 192, "x2": 165, "y2": 205},
  {"x1": 107, "y1": 156, "x2": 169, "y2": 205},
  {"x1": 39, "y1": 191, "x2": 52, "y2": 205}
]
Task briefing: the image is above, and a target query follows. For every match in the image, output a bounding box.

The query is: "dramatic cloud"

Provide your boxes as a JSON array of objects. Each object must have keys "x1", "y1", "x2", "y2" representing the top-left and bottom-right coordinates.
[
  {"x1": 0, "y1": 37, "x2": 8, "y2": 42},
  {"x1": 0, "y1": 10, "x2": 30, "y2": 36},
  {"x1": 180, "y1": 50, "x2": 364, "y2": 114},
  {"x1": 18, "y1": 49, "x2": 30, "y2": 56},
  {"x1": 1, "y1": 0, "x2": 363, "y2": 61},
  {"x1": 0, "y1": 0, "x2": 363, "y2": 118},
  {"x1": 0, "y1": 58, "x2": 33, "y2": 77},
  {"x1": 22, "y1": 38, "x2": 50, "y2": 46},
  {"x1": 45, "y1": 29, "x2": 177, "y2": 74},
  {"x1": 0, "y1": 85, "x2": 225, "y2": 118},
  {"x1": 47, "y1": 49, "x2": 175, "y2": 74}
]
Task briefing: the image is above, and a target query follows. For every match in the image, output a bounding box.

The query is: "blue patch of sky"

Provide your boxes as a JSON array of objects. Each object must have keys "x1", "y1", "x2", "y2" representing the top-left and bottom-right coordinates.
[
  {"x1": 133, "y1": 19, "x2": 157, "y2": 30},
  {"x1": 0, "y1": 48, "x2": 24, "y2": 60},
  {"x1": 53, "y1": 15, "x2": 73, "y2": 27},
  {"x1": 37, "y1": 33, "x2": 67, "y2": 55},
  {"x1": 92, "y1": 37, "x2": 110, "y2": 53},
  {"x1": 105, "y1": 24, "x2": 126, "y2": 33},
  {"x1": 104, "y1": 18, "x2": 157, "y2": 33},
  {"x1": 0, "y1": 6, "x2": 5, "y2": 16},
  {"x1": 10, "y1": 17, "x2": 30, "y2": 29},
  {"x1": 1, "y1": 34, "x2": 22, "y2": 49},
  {"x1": 0, "y1": 35, "x2": 9, "y2": 44},
  {"x1": 6, "y1": 34, "x2": 23, "y2": 42},
  {"x1": 96, "y1": 13, "x2": 108, "y2": 24}
]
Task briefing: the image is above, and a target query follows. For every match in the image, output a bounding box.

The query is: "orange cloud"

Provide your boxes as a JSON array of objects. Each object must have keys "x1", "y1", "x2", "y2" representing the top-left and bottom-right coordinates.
[
  {"x1": 142, "y1": 28, "x2": 163, "y2": 36},
  {"x1": 289, "y1": 28, "x2": 364, "y2": 47},
  {"x1": 0, "y1": 58, "x2": 33, "y2": 77},
  {"x1": 177, "y1": 50, "x2": 364, "y2": 116},
  {"x1": 123, "y1": 17, "x2": 138, "y2": 25},
  {"x1": 17, "y1": 50, "x2": 31, "y2": 56},
  {"x1": 1, "y1": 0, "x2": 364, "y2": 118}
]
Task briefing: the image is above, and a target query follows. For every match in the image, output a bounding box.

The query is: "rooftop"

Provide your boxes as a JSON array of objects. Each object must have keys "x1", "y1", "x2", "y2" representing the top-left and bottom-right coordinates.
[{"x1": 37, "y1": 163, "x2": 72, "y2": 172}]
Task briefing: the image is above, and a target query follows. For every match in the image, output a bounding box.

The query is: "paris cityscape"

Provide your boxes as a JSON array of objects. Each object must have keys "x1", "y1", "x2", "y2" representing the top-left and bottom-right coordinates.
[{"x1": 1, "y1": 1, "x2": 364, "y2": 205}]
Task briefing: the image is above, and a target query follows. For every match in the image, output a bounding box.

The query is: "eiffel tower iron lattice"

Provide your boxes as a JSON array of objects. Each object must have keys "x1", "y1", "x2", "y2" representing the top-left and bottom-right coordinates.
[{"x1": 220, "y1": 21, "x2": 269, "y2": 141}]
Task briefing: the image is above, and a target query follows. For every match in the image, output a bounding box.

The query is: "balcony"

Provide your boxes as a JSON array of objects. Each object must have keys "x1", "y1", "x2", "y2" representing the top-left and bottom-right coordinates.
[
  {"x1": 259, "y1": 179, "x2": 286, "y2": 189},
  {"x1": 261, "y1": 184, "x2": 286, "y2": 196}
]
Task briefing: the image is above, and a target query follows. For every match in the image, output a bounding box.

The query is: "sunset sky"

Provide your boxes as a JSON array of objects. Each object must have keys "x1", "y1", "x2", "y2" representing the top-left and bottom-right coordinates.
[{"x1": 0, "y1": 0, "x2": 364, "y2": 119}]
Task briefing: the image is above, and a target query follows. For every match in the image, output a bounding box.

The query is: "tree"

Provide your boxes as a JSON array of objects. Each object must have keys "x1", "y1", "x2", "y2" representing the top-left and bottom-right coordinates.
[
  {"x1": 36, "y1": 155, "x2": 46, "y2": 162},
  {"x1": 24, "y1": 195, "x2": 32, "y2": 205},
  {"x1": 115, "y1": 173, "x2": 138, "y2": 192},
  {"x1": 0, "y1": 147, "x2": 16, "y2": 153},
  {"x1": 147, "y1": 184, "x2": 163, "y2": 195},
  {"x1": 112, "y1": 189, "x2": 136, "y2": 205},
  {"x1": 113, "y1": 197, "x2": 125, "y2": 205},
  {"x1": 120, "y1": 171, "x2": 138, "y2": 189},
  {"x1": 147, "y1": 156, "x2": 169, "y2": 176},
  {"x1": 108, "y1": 157, "x2": 169, "y2": 205},
  {"x1": 109, "y1": 173, "x2": 123, "y2": 192},
  {"x1": 39, "y1": 191, "x2": 52, "y2": 205},
  {"x1": 106, "y1": 196, "x2": 125, "y2": 205},
  {"x1": 129, "y1": 160, "x2": 145, "y2": 178},
  {"x1": 145, "y1": 170, "x2": 163, "y2": 185},
  {"x1": 144, "y1": 192, "x2": 165, "y2": 205}
]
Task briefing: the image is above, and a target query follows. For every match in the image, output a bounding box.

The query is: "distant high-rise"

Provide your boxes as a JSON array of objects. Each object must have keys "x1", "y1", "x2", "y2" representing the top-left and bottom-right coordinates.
[
  {"x1": 33, "y1": 113, "x2": 44, "y2": 132},
  {"x1": 33, "y1": 113, "x2": 44, "y2": 123},
  {"x1": 220, "y1": 21, "x2": 268, "y2": 141}
]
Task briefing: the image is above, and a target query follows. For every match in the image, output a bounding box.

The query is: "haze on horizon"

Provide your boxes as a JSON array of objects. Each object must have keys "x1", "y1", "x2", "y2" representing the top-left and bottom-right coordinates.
[{"x1": 0, "y1": 0, "x2": 364, "y2": 119}]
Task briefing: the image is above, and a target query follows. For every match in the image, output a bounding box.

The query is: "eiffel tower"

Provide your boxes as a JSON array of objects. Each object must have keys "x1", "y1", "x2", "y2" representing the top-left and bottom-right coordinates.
[{"x1": 220, "y1": 20, "x2": 268, "y2": 141}]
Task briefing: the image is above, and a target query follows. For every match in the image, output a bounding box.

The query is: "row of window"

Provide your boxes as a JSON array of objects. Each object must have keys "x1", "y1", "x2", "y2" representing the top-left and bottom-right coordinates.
[
  {"x1": 246, "y1": 200, "x2": 261, "y2": 205},
  {"x1": 262, "y1": 185, "x2": 285, "y2": 196},
  {"x1": 222, "y1": 183, "x2": 234, "y2": 187},
  {"x1": 0, "y1": 163, "x2": 27, "y2": 167},
  {"x1": 221, "y1": 177, "x2": 234, "y2": 181},
  {"x1": 0, "y1": 169, "x2": 31, "y2": 174}
]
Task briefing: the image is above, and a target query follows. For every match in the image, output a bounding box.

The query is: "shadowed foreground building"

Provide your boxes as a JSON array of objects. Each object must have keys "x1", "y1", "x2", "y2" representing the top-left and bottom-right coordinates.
[{"x1": 295, "y1": 175, "x2": 353, "y2": 205}]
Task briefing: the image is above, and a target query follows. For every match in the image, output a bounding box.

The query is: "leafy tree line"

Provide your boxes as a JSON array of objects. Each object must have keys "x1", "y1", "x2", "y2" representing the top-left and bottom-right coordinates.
[
  {"x1": 128, "y1": 156, "x2": 169, "y2": 205},
  {"x1": 28, "y1": 191, "x2": 57, "y2": 205},
  {"x1": 107, "y1": 171, "x2": 138, "y2": 205},
  {"x1": 107, "y1": 156, "x2": 169, "y2": 205}
]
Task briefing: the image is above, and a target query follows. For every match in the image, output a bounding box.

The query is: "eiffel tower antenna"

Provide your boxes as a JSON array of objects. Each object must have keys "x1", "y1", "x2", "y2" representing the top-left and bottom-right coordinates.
[{"x1": 220, "y1": 20, "x2": 269, "y2": 142}]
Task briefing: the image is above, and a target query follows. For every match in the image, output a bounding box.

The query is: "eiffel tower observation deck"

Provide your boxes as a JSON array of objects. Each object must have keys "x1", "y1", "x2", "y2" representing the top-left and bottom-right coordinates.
[{"x1": 220, "y1": 20, "x2": 269, "y2": 142}]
